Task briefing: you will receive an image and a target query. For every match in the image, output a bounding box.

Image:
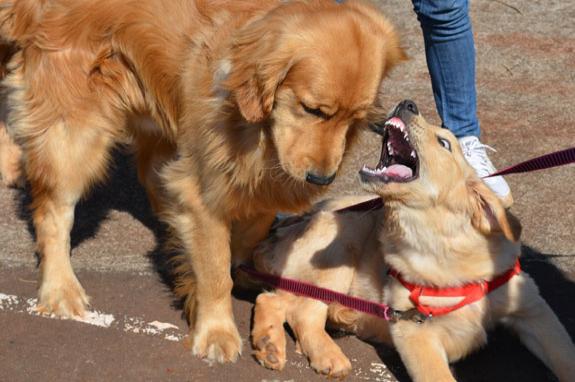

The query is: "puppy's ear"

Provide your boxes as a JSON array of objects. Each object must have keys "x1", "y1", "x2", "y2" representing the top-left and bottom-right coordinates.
[
  {"x1": 225, "y1": 18, "x2": 292, "y2": 123},
  {"x1": 468, "y1": 179, "x2": 521, "y2": 242}
]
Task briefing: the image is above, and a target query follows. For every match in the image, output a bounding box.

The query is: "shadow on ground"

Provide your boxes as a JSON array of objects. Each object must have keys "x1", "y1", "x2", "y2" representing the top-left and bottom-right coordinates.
[
  {"x1": 13, "y1": 148, "x2": 171, "y2": 269},
  {"x1": 14, "y1": 147, "x2": 159, "y2": 244}
]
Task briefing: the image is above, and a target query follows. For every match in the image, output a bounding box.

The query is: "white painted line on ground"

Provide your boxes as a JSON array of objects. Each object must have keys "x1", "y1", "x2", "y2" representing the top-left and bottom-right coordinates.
[
  {"x1": 350, "y1": 359, "x2": 396, "y2": 382},
  {"x1": 0, "y1": 292, "x2": 184, "y2": 342},
  {"x1": 1, "y1": 292, "x2": 394, "y2": 380}
]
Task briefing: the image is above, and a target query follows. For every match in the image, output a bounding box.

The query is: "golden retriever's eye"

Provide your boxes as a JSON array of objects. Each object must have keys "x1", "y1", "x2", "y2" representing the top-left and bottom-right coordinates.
[
  {"x1": 437, "y1": 136, "x2": 452, "y2": 151},
  {"x1": 301, "y1": 102, "x2": 329, "y2": 120}
]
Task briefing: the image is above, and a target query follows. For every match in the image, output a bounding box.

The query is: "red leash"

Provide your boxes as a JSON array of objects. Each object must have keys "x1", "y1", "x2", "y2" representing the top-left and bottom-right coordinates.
[{"x1": 240, "y1": 147, "x2": 574, "y2": 321}]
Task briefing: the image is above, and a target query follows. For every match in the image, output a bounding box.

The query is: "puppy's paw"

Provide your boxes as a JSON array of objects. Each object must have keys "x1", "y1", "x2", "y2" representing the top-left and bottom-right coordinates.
[
  {"x1": 36, "y1": 276, "x2": 90, "y2": 318},
  {"x1": 309, "y1": 347, "x2": 352, "y2": 378},
  {"x1": 253, "y1": 334, "x2": 287, "y2": 370},
  {"x1": 191, "y1": 322, "x2": 242, "y2": 363}
]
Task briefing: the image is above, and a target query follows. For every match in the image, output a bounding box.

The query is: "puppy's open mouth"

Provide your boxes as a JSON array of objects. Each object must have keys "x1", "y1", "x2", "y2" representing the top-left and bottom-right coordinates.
[{"x1": 360, "y1": 117, "x2": 419, "y2": 183}]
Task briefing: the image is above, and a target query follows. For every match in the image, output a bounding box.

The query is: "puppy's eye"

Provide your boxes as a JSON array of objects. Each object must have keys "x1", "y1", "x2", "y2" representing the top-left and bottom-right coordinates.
[
  {"x1": 437, "y1": 136, "x2": 452, "y2": 151},
  {"x1": 301, "y1": 102, "x2": 328, "y2": 119}
]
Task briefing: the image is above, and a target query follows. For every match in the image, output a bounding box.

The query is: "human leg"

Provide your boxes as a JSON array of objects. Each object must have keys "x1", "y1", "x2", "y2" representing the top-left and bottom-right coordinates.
[{"x1": 412, "y1": 0, "x2": 512, "y2": 206}]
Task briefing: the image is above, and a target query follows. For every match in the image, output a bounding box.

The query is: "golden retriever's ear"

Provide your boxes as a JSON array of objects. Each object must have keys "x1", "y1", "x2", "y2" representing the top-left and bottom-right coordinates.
[
  {"x1": 468, "y1": 179, "x2": 521, "y2": 242},
  {"x1": 225, "y1": 19, "x2": 292, "y2": 123},
  {"x1": 344, "y1": 0, "x2": 407, "y2": 72}
]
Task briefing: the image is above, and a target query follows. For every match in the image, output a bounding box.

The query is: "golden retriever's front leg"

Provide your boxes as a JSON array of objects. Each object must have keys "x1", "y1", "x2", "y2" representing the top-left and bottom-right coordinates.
[
  {"x1": 286, "y1": 297, "x2": 352, "y2": 377},
  {"x1": 391, "y1": 322, "x2": 456, "y2": 382},
  {"x1": 171, "y1": 201, "x2": 242, "y2": 363},
  {"x1": 504, "y1": 277, "x2": 575, "y2": 381}
]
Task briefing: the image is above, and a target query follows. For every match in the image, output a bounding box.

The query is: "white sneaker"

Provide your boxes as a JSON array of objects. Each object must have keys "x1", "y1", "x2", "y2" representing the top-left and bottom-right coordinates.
[{"x1": 459, "y1": 136, "x2": 513, "y2": 208}]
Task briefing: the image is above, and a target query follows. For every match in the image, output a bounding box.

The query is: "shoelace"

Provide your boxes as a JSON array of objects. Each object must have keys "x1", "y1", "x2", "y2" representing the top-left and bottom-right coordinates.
[{"x1": 460, "y1": 139, "x2": 497, "y2": 176}]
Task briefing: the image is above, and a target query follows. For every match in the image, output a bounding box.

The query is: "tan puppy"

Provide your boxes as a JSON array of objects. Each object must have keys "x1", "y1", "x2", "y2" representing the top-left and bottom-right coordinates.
[
  {"x1": 0, "y1": 0, "x2": 405, "y2": 363},
  {"x1": 251, "y1": 100, "x2": 575, "y2": 380}
]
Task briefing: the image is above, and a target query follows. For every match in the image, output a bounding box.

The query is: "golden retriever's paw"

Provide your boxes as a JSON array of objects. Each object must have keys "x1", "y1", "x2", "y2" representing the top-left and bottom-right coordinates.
[
  {"x1": 309, "y1": 347, "x2": 352, "y2": 378},
  {"x1": 36, "y1": 277, "x2": 90, "y2": 318},
  {"x1": 191, "y1": 323, "x2": 243, "y2": 363},
  {"x1": 253, "y1": 334, "x2": 287, "y2": 370}
]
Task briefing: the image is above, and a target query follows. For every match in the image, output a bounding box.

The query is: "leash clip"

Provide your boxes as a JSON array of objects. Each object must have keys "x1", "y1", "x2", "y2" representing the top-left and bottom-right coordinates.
[{"x1": 389, "y1": 308, "x2": 431, "y2": 324}]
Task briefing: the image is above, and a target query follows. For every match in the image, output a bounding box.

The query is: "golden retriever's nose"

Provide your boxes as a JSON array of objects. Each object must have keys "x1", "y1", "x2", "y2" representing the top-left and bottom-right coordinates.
[{"x1": 306, "y1": 172, "x2": 336, "y2": 186}]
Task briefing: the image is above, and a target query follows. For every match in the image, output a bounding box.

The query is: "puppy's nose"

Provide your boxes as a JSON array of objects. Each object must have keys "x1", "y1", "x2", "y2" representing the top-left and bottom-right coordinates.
[
  {"x1": 397, "y1": 99, "x2": 418, "y2": 115},
  {"x1": 306, "y1": 172, "x2": 336, "y2": 186}
]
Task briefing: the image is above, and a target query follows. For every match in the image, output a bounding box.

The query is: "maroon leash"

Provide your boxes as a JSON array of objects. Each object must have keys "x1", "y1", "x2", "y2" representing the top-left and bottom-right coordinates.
[
  {"x1": 239, "y1": 264, "x2": 396, "y2": 320},
  {"x1": 240, "y1": 147, "x2": 575, "y2": 321},
  {"x1": 483, "y1": 146, "x2": 575, "y2": 178}
]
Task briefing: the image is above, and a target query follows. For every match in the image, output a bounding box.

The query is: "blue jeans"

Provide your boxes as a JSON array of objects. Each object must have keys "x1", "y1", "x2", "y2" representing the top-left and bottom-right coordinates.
[{"x1": 412, "y1": 0, "x2": 479, "y2": 138}]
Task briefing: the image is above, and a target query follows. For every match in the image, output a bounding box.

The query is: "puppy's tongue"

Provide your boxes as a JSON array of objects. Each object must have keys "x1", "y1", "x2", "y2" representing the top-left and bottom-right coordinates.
[{"x1": 386, "y1": 164, "x2": 413, "y2": 179}]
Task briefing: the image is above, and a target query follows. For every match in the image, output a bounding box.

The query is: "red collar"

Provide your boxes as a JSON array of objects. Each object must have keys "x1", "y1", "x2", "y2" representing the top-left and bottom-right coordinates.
[{"x1": 388, "y1": 259, "x2": 522, "y2": 317}]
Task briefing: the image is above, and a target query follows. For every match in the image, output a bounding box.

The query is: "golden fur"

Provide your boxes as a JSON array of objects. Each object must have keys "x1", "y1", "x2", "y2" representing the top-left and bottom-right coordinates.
[
  {"x1": 0, "y1": 0, "x2": 405, "y2": 363},
  {"x1": 0, "y1": 43, "x2": 21, "y2": 187},
  {"x1": 251, "y1": 105, "x2": 575, "y2": 380}
]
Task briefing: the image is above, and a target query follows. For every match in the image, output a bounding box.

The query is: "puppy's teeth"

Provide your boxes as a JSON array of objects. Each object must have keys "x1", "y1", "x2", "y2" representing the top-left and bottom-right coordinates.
[
  {"x1": 387, "y1": 142, "x2": 393, "y2": 155},
  {"x1": 362, "y1": 165, "x2": 378, "y2": 175},
  {"x1": 411, "y1": 150, "x2": 416, "y2": 158}
]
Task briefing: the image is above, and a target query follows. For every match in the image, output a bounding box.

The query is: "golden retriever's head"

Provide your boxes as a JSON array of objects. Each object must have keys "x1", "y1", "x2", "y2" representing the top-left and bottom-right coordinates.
[
  {"x1": 225, "y1": 0, "x2": 405, "y2": 185},
  {"x1": 360, "y1": 100, "x2": 521, "y2": 242}
]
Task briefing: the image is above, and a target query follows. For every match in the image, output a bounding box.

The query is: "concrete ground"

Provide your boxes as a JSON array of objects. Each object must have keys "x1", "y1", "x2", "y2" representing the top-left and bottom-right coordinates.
[{"x1": 1, "y1": 0, "x2": 574, "y2": 381}]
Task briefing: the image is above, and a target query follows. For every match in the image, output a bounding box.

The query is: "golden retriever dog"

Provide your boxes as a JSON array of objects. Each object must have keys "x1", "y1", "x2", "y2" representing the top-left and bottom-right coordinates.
[
  {"x1": 251, "y1": 100, "x2": 575, "y2": 379},
  {"x1": 0, "y1": 0, "x2": 405, "y2": 363}
]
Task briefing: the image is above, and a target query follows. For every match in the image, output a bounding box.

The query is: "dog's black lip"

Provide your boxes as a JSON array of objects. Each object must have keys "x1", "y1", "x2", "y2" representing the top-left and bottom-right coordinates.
[{"x1": 369, "y1": 121, "x2": 387, "y2": 136}]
